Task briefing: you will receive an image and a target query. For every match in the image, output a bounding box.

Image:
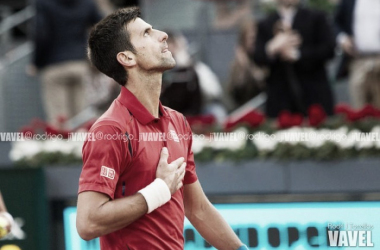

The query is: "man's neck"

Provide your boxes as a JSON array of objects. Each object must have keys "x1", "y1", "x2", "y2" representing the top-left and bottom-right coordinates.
[
  {"x1": 125, "y1": 71, "x2": 163, "y2": 118},
  {"x1": 278, "y1": 5, "x2": 297, "y2": 15}
]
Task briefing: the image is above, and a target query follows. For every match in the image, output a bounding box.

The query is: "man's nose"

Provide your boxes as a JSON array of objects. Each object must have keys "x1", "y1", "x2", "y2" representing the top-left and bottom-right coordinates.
[{"x1": 159, "y1": 31, "x2": 168, "y2": 42}]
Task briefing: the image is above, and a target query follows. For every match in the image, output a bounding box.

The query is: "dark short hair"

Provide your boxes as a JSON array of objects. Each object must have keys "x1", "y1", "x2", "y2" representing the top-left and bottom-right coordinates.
[{"x1": 88, "y1": 7, "x2": 141, "y2": 86}]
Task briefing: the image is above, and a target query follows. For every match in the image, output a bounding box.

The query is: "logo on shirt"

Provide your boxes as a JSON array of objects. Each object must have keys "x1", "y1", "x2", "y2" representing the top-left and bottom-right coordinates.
[
  {"x1": 100, "y1": 166, "x2": 115, "y2": 180},
  {"x1": 169, "y1": 130, "x2": 179, "y2": 142}
]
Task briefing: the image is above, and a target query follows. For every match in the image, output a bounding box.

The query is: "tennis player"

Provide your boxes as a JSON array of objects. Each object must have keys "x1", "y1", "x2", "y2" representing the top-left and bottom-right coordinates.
[{"x1": 76, "y1": 7, "x2": 248, "y2": 250}]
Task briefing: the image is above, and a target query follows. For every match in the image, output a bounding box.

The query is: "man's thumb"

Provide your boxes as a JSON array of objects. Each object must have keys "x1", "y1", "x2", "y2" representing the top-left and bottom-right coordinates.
[{"x1": 159, "y1": 147, "x2": 169, "y2": 163}]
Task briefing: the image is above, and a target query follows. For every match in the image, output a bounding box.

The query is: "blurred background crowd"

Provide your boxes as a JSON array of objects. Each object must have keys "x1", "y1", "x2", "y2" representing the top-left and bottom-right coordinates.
[{"x1": 0, "y1": 0, "x2": 379, "y2": 136}]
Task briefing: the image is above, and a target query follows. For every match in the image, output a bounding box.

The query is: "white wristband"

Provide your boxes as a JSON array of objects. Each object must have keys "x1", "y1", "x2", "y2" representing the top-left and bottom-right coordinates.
[
  {"x1": 0, "y1": 212, "x2": 13, "y2": 225},
  {"x1": 138, "y1": 178, "x2": 171, "y2": 213}
]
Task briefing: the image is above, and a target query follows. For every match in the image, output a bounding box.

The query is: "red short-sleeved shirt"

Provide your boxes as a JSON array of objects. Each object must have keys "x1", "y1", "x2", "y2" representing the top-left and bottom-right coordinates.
[{"x1": 78, "y1": 87, "x2": 198, "y2": 250}]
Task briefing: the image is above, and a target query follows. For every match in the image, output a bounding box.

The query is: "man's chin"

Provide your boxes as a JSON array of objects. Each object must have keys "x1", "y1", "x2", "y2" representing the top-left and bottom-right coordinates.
[{"x1": 162, "y1": 59, "x2": 176, "y2": 71}]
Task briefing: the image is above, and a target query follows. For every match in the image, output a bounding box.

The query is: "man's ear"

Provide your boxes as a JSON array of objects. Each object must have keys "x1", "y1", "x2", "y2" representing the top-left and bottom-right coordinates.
[{"x1": 117, "y1": 51, "x2": 136, "y2": 68}]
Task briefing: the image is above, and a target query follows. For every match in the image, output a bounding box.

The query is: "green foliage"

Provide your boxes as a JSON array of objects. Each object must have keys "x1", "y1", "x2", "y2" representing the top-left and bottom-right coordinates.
[
  {"x1": 313, "y1": 141, "x2": 340, "y2": 161},
  {"x1": 351, "y1": 118, "x2": 380, "y2": 133},
  {"x1": 260, "y1": 2, "x2": 277, "y2": 15},
  {"x1": 272, "y1": 143, "x2": 313, "y2": 160},
  {"x1": 14, "y1": 152, "x2": 82, "y2": 168},
  {"x1": 193, "y1": 141, "x2": 380, "y2": 162},
  {"x1": 307, "y1": 0, "x2": 336, "y2": 14}
]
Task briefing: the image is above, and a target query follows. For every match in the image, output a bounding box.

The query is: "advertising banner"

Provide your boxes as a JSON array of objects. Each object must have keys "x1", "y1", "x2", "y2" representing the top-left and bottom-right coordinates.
[{"x1": 64, "y1": 202, "x2": 380, "y2": 250}]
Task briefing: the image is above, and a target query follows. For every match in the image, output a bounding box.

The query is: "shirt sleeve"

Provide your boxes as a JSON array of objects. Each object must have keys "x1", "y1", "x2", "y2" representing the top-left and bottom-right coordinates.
[
  {"x1": 78, "y1": 125, "x2": 130, "y2": 199},
  {"x1": 183, "y1": 119, "x2": 198, "y2": 185}
]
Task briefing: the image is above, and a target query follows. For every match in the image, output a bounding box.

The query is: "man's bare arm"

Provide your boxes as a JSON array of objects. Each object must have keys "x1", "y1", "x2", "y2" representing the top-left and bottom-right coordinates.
[
  {"x1": 184, "y1": 181, "x2": 244, "y2": 250},
  {"x1": 76, "y1": 148, "x2": 186, "y2": 240},
  {"x1": 76, "y1": 191, "x2": 147, "y2": 240}
]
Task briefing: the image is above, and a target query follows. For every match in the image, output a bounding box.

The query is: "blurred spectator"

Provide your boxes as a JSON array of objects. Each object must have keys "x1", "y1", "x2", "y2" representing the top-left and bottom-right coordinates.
[
  {"x1": 334, "y1": 0, "x2": 380, "y2": 109},
  {"x1": 95, "y1": 0, "x2": 116, "y2": 15},
  {"x1": 95, "y1": 0, "x2": 139, "y2": 14},
  {"x1": 160, "y1": 33, "x2": 202, "y2": 115},
  {"x1": 161, "y1": 32, "x2": 226, "y2": 122},
  {"x1": 253, "y1": 0, "x2": 335, "y2": 118},
  {"x1": 329, "y1": 0, "x2": 341, "y2": 5},
  {"x1": 212, "y1": 0, "x2": 253, "y2": 30},
  {"x1": 85, "y1": 67, "x2": 120, "y2": 113},
  {"x1": 227, "y1": 18, "x2": 267, "y2": 108},
  {"x1": 32, "y1": 0, "x2": 102, "y2": 128}
]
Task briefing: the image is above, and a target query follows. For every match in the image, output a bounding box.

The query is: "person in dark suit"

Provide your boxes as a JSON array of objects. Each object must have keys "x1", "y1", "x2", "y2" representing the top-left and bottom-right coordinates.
[
  {"x1": 334, "y1": 0, "x2": 380, "y2": 109},
  {"x1": 253, "y1": 0, "x2": 335, "y2": 118}
]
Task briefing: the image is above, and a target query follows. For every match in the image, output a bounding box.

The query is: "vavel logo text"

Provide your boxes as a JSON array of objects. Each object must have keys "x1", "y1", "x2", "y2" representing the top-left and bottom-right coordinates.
[{"x1": 328, "y1": 223, "x2": 374, "y2": 247}]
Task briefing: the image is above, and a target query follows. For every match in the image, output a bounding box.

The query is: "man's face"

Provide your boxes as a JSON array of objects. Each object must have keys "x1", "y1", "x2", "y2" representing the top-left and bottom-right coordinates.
[
  {"x1": 128, "y1": 18, "x2": 176, "y2": 72},
  {"x1": 277, "y1": 0, "x2": 300, "y2": 8}
]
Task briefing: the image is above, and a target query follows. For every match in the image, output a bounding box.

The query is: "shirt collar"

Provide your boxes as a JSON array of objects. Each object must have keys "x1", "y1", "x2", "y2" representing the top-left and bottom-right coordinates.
[
  {"x1": 117, "y1": 86, "x2": 169, "y2": 125},
  {"x1": 278, "y1": 6, "x2": 297, "y2": 28}
]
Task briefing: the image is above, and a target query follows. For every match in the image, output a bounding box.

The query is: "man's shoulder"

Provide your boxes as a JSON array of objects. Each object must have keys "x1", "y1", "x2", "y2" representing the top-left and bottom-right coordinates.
[
  {"x1": 90, "y1": 99, "x2": 132, "y2": 132},
  {"x1": 164, "y1": 106, "x2": 189, "y2": 130},
  {"x1": 164, "y1": 106, "x2": 185, "y2": 120}
]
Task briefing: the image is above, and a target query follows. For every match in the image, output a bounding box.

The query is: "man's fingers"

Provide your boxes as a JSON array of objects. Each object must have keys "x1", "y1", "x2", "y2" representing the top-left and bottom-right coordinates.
[
  {"x1": 288, "y1": 37, "x2": 301, "y2": 46},
  {"x1": 178, "y1": 162, "x2": 186, "y2": 172},
  {"x1": 176, "y1": 181, "x2": 183, "y2": 191},
  {"x1": 284, "y1": 32, "x2": 301, "y2": 43},
  {"x1": 178, "y1": 167, "x2": 186, "y2": 181},
  {"x1": 170, "y1": 157, "x2": 185, "y2": 168},
  {"x1": 159, "y1": 147, "x2": 169, "y2": 164},
  {"x1": 343, "y1": 42, "x2": 357, "y2": 57}
]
